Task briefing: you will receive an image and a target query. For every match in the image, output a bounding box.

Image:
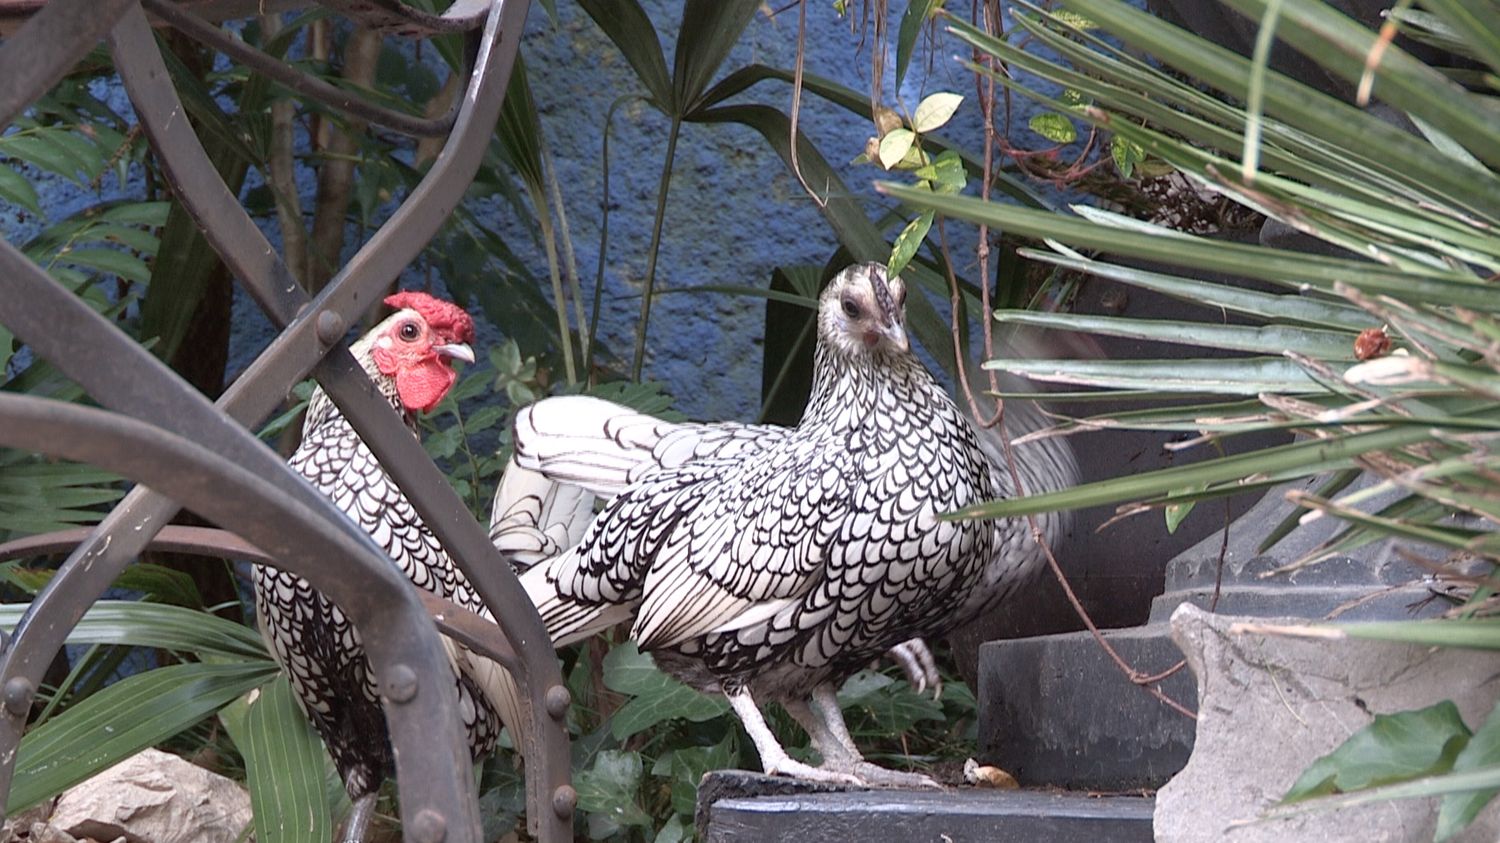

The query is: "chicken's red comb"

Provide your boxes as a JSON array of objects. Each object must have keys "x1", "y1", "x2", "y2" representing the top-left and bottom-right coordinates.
[{"x1": 384, "y1": 291, "x2": 475, "y2": 343}]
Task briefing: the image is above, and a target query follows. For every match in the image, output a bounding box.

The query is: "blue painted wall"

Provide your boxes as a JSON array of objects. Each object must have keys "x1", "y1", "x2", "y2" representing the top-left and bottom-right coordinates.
[{"x1": 4, "y1": 3, "x2": 1076, "y2": 423}]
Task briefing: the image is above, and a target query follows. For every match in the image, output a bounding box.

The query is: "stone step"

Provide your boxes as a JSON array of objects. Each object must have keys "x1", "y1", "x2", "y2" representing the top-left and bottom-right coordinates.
[{"x1": 696, "y1": 771, "x2": 1153, "y2": 842}]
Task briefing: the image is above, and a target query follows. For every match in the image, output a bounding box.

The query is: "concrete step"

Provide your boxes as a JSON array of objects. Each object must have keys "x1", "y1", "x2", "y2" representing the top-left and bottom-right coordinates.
[{"x1": 697, "y1": 771, "x2": 1153, "y2": 842}]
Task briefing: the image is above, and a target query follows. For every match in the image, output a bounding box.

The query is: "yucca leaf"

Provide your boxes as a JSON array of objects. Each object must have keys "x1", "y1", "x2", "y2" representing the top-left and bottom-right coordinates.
[
  {"x1": 0, "y1": 601, "x2": 268, "y2": 660},
  {"x1": 878, "y1": 183, "x2": 1498, "y2": 310},
  {"x1": 985, "y1": 356, "x2": 1323, "y2": 394},
  {"x1": 947, "y1": 423, "x2": 1443, "y2": 519},
  {"x1": 8, "y1": 661, "x2": 278, "y2": 813},
  {"x1": 1017, "y1": 249, "x2": 1373, "y2": 331},
  {"x1": 221, "y1": 675, "x2": 335, "y2": 843},
  {"x1": 993, "y1": 311, "x2": 1360, "y2": 360}
]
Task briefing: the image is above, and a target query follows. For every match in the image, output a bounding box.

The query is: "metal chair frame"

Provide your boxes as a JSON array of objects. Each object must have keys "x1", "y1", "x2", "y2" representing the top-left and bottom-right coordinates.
[{"x1": 0, "y1": 2, "x2": 575, "y2": 840}]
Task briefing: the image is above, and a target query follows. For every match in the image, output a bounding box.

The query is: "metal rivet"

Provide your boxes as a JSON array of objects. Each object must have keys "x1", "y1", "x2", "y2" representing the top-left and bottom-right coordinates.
[
  {"x1": 385, "y1": 664, "x2": 418, "y2": 703},
  {"x1": 3, "y1": 677, "x2": 33, "y2": 717},
  {"x1": 545, "y1": 685, "x2": 571, "y2": 721},
  {"x1": 408, "y1": 808, "x2": 446, "y2": 843},
  {"x1": 552, "y1": 784, "x2": 577, "y2": 819},
  {"x1": 315, "y1": 310, "x2": 345, "y2": 346}
]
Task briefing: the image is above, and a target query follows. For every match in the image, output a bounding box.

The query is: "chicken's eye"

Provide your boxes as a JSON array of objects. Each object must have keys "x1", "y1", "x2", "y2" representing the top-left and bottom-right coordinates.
[
  {"x1": 841, "y1": 299, "x2": 860, "y2": 318},
  {"x1": 399, "y1": 322, "x2": 421, "y2": 342}
]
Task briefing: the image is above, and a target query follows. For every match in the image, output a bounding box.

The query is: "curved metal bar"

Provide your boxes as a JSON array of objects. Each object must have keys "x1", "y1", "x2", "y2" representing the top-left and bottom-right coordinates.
[
  {"x1": 0, "y1": 527, "x2": 519, "y2": 669},
  {"x1": 110, "y1": 5, "x2": 306, "y2": 325},
  {"x1": 62, "y1": 2, "x2": 573, "y2": 836},
  {"x1": 143, "y1": 0, "x2": 468, "y2": 138},
  {"x1": 0, "y1": 395, "x2": 483, "y2": 840},
  {"x1": 0, "y1": 0, "x2": 135, "y2": 130}
]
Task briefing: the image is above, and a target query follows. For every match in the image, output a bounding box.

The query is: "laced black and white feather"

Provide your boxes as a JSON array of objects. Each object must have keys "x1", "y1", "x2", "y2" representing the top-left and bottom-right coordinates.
[
  {"x1": 252, "y1": 315, "x2": 511, "y2": 799},
  {"x1": 513, "y1": 263, "x2": 1071, "y2": 700}
]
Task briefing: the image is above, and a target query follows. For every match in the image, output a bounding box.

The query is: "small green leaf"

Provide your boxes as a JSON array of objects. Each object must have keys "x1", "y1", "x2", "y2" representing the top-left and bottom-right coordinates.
[
  {"x1": 888, "y1": 210, "x2": 934, "y2": 278},
  {"x1": 2, "y1": 134, "x2": 85, "y2": 182},
  {"x1": 895, "y1": 0, "x2": 939, "y2": 89},
  {"x1": 465, "y1": 405, "x2": 507, "y2": 433},
  {"x1": 0, "y1": 166, "x2": 42, "y2": 217},
  {"x1": 0, "y1": 325, "x2": 13, "y2": 373},
  {"x1": 878, "y1": 128, "x2": 916, "y2": 170},
  {"x1": 505, "y1": 381, "x2": 536, "y2": 406},
  {"x1": 1111, "y1": 135, "x2": 1144, "y2": 178},
  {"x1": 1284, "y1": 701, "x2": 1473, "y2": 803},
  {"x1": 1028, "y1": 112, "x2": 1077, "y2": 144},
  {"x1": 56, "y1": 247, "x2": 151, "y2": 283},
  {"x1": 1052, "y1": 10, "x2": 1098, "y2": 29},
  {"x1": 423, "y1": 425, "x2": 463, "y2": 460},
  {"x1": 1437, "y1": 700, "x2": 1500, "y2": 841},
  {"x1": 839, "y1": 670, "x2": 944, "y2": 733},
  {"x1": 912, "y1": 92, "x2": 964, "y2": 133},
  {"x1": 1059, "y1": 88, "x2": 1091, "y2": 109},
  {"x1": 99, "y1": 201, "x2": 170, "y2": 226},
  {"x1": 1164, "y1": 485, "x2": 1203, "y2": 534}
]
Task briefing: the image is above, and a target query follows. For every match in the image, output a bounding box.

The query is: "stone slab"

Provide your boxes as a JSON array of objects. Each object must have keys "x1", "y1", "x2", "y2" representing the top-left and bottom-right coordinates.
[{"x1": 697, "y1": 771, "x2": 1153, "y2": 843}]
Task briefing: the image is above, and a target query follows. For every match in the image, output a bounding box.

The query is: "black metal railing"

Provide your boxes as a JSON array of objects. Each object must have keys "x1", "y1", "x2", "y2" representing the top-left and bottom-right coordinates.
[{"x1": 0, "y1": 2, "x2": 574, "y2": 840}]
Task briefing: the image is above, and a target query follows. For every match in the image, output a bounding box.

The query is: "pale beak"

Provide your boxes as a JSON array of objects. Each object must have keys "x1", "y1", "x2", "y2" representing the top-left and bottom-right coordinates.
[
  {"x1": 435, "y1": 342, "x2": 475, "y2": 364},
  {"x1": 883, "y1": 321, "x2": 910, "y2": 354}
]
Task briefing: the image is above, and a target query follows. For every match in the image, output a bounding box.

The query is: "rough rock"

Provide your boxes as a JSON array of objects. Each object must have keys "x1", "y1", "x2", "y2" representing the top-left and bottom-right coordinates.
[
  {"x1": 43, "y1": 748, "x2": 252, "y2": 843},
  {"x1": 1156, "y1": 604, "x2": 1500, "y2": 842}
]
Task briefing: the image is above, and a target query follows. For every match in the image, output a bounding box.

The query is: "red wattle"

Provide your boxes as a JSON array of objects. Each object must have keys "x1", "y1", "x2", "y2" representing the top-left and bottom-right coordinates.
[{"x1": 394, "y1": 357, "x2": 457, "y2": 413}]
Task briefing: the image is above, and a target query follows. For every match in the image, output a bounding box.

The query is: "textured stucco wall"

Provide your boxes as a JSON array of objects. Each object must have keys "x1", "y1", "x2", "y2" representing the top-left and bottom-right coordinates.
[{"x1": 4, "y1": 5, "x2": 1070, "y2": 424}]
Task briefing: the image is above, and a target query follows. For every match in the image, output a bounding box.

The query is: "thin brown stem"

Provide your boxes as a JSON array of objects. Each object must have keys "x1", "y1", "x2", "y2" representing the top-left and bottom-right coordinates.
[
  {"x1": 789, "y1": 0, "x2": 826, "y2": 208},
  {"x1": 309, "y1": 27, "x2": 381, "y2": 293},
  {"x1": 262, "y1": 13, "x2": 307, "y2": 286},
  {"x1": 938, "y1": 220, "x2": 1002, "y2": 429}
]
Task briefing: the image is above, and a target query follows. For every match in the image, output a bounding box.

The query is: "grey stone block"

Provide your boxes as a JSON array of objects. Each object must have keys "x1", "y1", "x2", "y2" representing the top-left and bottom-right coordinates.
[
  {"x1": 977, "y1": 476, "x2": 1460, "y2": 792},
  {"x1": 1157, "y1": 604, "x2": 1500, "y2": 842},
  {"x1": 697, "y1": 771, "x2": 1153, "y2": 843},
  {"x1": 1150, "y1": 474, "x2": 1456, "y2": 624},
  {"x1": 978, "y1": 625, "x2": 1196, "y2": 791}
]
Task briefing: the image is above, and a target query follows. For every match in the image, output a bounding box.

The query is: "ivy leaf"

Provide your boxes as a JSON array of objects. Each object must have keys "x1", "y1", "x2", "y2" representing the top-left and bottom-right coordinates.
[
  {"x1": 657, "y1": 733, "x2": 737, "y2": 816},
  {"x1": 1111, "y1": 136, "x2": 1145, "y2": 179},
  {"x1": 575, "y1": 749, "x2": 652, "y2": 838},
  {"x1": 888, "y1": 210, "x2": 934, "y2": 279},
  {"x1": 1027, "y1": 113, "x2": 1077, "y2": 144},
  {"x1": 1437, "y1": 700, "x2": 1500, "y2": 841},
  {"x1": 912, "y1": 92, "x2": 963, "y2": 133},
  {"x1": 603, "y1": 642, "x2": 729, "y2": 740},
  {"x1": 878, "y1": 128, "x2": 916, "y2": 170},
  {"x1": 1284, "y1": 701, "x2": 1473, "y2": 802},
  {"x1": 654, "y1": 815, "x2": 689, "y2": 843},
  {"x1": 913, "y1": 150, "x2": 966, "y2": 194},
  {"x1": 843, "y1": 672, "x2": 944, "y2": 733}
]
